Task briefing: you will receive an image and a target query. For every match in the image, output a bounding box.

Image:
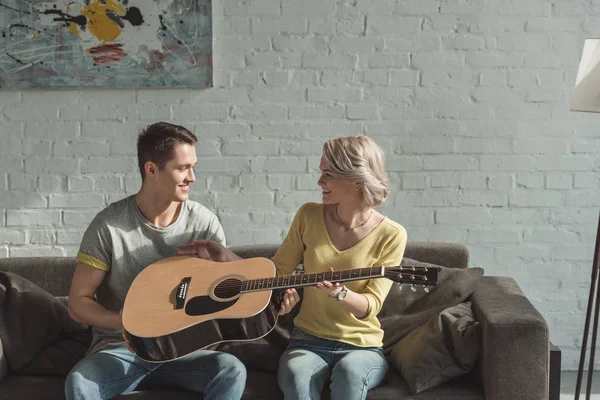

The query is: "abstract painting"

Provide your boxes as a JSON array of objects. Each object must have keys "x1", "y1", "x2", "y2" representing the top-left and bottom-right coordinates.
[{"x1": 0, "y1": 0, "x2": 212, "y2": 89}]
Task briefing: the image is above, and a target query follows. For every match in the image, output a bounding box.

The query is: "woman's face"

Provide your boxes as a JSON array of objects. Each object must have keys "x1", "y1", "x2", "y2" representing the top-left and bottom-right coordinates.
[{"x1": 317, "y1": 156, "x2": 360, "y2": 205}]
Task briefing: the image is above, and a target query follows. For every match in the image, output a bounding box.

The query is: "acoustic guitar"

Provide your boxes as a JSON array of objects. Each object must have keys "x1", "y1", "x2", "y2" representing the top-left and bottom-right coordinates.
[{"x1": 122, "y1": 256, "x2": 438, "y2": 362}]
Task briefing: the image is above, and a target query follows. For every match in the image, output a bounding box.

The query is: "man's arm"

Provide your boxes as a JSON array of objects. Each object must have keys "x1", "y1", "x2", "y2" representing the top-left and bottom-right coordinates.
[{"x1": 68, "y1": 262, "x2": 122, "y2": 330}]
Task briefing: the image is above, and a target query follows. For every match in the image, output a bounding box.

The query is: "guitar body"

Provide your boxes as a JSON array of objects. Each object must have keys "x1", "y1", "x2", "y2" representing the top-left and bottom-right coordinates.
[{"x1": 122, "y1": 257, "x2": 279, "y2": 363}]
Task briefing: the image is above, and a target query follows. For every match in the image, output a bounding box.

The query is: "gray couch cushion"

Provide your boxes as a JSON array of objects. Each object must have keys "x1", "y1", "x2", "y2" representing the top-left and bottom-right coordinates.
[
  {"x1": 379, "y1": 259, "x2": 484, "y2": 353},
  {"x1": 389, "y1": 301, "x2": 481, "y2": 393},
  {"x1": 0, "y1": 338, "x2": 6, "y2": 384},
  {"x1": 0, "y1": 272, "x2": 87, "y2": 372}
]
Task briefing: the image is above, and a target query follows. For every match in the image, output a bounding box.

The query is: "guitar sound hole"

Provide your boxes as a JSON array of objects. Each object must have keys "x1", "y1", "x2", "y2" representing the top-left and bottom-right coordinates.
[{"x1": 214, "y1": 278, "x2": 242, "y2": 300}]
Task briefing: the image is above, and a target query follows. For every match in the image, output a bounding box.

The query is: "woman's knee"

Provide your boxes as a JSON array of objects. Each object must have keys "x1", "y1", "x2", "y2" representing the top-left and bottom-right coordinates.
[{"x1": 215, "y1": 352, "x2": 247, "y2": 380}]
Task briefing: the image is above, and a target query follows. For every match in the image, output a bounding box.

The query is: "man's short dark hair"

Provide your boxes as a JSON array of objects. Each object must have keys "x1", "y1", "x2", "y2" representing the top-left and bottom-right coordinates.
[{"x1": 137, "y1": 122, "x2": 198, "y2": 180}]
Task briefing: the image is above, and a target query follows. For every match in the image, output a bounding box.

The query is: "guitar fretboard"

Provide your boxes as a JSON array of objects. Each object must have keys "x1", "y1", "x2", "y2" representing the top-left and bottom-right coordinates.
[{"x1": 241, "y1": 266, "x2": 385, "y2": 292}]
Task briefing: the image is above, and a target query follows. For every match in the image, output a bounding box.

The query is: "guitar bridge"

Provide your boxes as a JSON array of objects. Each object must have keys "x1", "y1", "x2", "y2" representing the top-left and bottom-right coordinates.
[{"x1": 175, "y1": 277, "x2": 191, "y2": 310}]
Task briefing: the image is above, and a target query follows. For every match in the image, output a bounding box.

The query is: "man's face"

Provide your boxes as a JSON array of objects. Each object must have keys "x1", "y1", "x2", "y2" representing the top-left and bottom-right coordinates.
[{"x1": 154, "y1": 143, "x2": 197, "y2": 202}]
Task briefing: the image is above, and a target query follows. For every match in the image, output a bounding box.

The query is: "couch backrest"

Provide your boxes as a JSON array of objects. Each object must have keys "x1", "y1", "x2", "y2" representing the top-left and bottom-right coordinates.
[{"x1": 0, "y1": 242, "x2": 468, "y2": 297}]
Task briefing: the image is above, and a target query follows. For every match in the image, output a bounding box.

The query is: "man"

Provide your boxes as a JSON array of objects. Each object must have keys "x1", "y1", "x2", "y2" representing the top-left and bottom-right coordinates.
[{"x1": 65, "y1": 122, "x2": 246, "y2": 400}]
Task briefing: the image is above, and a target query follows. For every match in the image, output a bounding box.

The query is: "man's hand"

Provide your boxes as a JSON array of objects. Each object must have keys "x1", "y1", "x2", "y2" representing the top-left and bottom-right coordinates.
[
  {"x1": 177, "y1": 240, "x2": 239, "y2": 262},
  {"x1": 278, "y1": 289, "x2": 300, "y2": 316}
]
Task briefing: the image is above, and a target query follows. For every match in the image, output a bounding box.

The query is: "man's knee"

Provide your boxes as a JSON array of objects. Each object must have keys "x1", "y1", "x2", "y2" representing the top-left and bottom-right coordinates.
[{"x1": 216, "y1": 352, "x2": 247, "y2": 381}]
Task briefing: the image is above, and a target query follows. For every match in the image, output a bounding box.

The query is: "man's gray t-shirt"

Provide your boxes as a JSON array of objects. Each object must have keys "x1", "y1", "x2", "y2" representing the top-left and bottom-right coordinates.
[{"x1": 76, "y1": 195, "x2": 226, "y2": 355}]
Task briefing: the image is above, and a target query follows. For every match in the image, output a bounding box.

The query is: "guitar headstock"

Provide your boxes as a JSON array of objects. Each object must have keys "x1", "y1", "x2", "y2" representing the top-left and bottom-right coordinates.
[{"x1": 384, "y1": 265, "x2": 439, "y2": 292}]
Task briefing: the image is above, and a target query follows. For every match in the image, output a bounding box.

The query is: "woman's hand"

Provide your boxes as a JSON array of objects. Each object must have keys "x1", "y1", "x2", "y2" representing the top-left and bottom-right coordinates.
[
  {"x1": 315, "y1": 267, "x2": 346, "y2": 298},
  {"x1": 278, "y1": 289, "x2": 300, "y2": 315},
  {"x1": 177, "y1": 240, "x2": 239, "y2": 262}
]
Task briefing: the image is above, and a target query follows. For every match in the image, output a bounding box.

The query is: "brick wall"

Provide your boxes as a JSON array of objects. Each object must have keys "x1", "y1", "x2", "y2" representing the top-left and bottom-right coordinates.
[{"x1": 1, "y1": 0, "x2": 599, "y2": 370}]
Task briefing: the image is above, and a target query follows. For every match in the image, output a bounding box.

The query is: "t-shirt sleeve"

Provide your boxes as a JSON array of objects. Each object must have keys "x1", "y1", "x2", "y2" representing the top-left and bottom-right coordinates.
[
  {"x1": 360, "y1": 225, "x2": 407, "y2": 320},
  {"x1": 207, "y1": 214, "x2": 227, "y2": 248},
  {"x1": 76, "y1": 215, "x2": 112, "y2": 272},
  {"x1": 271, "y1": 203, "x2": 307, "y2": 276}
]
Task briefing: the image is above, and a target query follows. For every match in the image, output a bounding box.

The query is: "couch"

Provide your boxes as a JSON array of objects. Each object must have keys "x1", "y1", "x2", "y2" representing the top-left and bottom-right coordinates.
[{"x1": 0, "y1": 242, "x2": 549, "y2": 400}]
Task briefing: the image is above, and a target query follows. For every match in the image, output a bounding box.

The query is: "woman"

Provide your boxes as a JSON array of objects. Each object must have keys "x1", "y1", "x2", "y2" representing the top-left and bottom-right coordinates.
[{"x1": 178, "y1": 136, "x2": 407, "y2": 400}]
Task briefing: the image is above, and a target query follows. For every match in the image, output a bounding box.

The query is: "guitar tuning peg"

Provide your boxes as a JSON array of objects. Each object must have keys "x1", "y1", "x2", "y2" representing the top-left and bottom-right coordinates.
[
  {"x1": 410, "y1": 284, "x2": 416, "y2": 292},
  {"x1": 397, "y1": 283, "x2": 403, "y2": 291},
  {"x1": 423, "y1": 285, "x2": 429, "y2": 293}
]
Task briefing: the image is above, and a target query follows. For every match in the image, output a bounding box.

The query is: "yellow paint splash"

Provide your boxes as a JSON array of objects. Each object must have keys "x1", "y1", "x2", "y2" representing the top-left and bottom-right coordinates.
[
  {"x1": 81, "y1": 0, "x2": 126, "y2": 42},
  {"x1": 68, "y1": 22, "x2": 79, "y2": 36},
  {"x1": 33, "y1": 33, "x2": 38, "y2": 39}
]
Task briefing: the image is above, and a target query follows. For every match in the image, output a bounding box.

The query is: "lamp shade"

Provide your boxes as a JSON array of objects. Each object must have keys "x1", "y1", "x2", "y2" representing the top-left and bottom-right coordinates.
[{"x1": 571, "y1": 38, "x2": 600, "y2": 113}]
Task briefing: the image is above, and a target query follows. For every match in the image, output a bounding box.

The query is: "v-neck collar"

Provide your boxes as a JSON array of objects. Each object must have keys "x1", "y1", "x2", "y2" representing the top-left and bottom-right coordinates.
[{"x1": 320, "y1": 203, "x2": 386, "y2": 253}]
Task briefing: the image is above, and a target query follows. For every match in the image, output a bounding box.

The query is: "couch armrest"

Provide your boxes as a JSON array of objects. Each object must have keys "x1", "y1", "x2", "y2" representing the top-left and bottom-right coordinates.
[
  {"x1": 0, "y1": 335, "x2": 6, "y2": 383},
  {"x1": 470, "y1": 276, "x2": 549, "y2": 400}
]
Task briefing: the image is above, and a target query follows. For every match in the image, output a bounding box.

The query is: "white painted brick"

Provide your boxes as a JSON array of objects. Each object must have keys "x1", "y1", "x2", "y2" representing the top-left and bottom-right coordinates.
[
  {"x1": 280, "y1": 53, "x2": 303, "y2": 68},
  {"x1": 509, "y1": 191, "x2": 562, "y2": 207},
  {"x1": 423, "y1": 71, "x2": 476, "y2": 87},
  {"x1": 401, "y1": 138, "x2": 454, "y2": 154},
  {"x1": 195, "y1": 123, "x2": 251, "y2": 138},
  {"x1": 436, "y1": 209, "x2": 492, "y2": 225},
  {"x1": 8, "y1": 174, "x2": 36, "y2": 191},
  {"x1": 480, "y1": 156, "x2": 535, "y2": 171},
  {"x1": 25, "y1": 123, "x2": 80, "y2": 140},
  {"x1": 251, "y1": 17, "x2": 308, "y2": 36},
  {"x1": 330, "y1": 37, "x2": 385, "y2": 52},
  {"x1": 268, "y1": 175, "x2": 295, "y2": 191},
  {"x1": 367, "y1": 16, "x2": 421, "y2": 34},
  {"x1": 335, "y1": 18, "x2": 365, "y2": 35},
  {"x1": 232, "y1": 105, "x2": 288, "y2": 120},
  {"x1": 218, "y1": 192, "x2": 273, "y2": 208},
  {"x1": 321, "y1": 70, "x2": 355, "y2": 86},
  {"x1": 172, "y1": 104, "x2": 228, "y2": 121},
  {"x1": 54, "y1": 140, "x2": 110, "y2": 157},
  {"x1": 360, "y1": 70, "x2": 388, "y2": 86},
  {"x1": 280, "y1": 141, "x2": 323, "y2": 156},
  {"x1": 219, "y1": 37, "x2": 270, "y2": 52},
  {"x1": 196, "y1": 157, "x2": 250, "y2": 173},
  {"x1": 466, "y1": 52, "x2": 522, "y2": 68},
  {"x1": 296, "y1": 174, "x2": 320, "y2": 190},
  {"x1": 497, "y1": 33, "x2": 552, "y2": 50},
  {"x1": 387, "y1": 34, "x2": 441, "y2": 51},
  {"x1": 28, "y1": 230, "x2": 56, "y2": 245},
  {"x1": 308, "y1": 18, "x2": 336, "y2": 35},
  {"x1": 364, "y1": 88, "x2": 412, "y2": 104},
  {"x1": 81, "y1": 158, "x2": 136, "y2": 174},
  {"x1": 308, "y1": 88, "x2": 362, "y2": 103},
  {"x1": 306, "y1": 122, "x2": 364, "y2": 138},
  {"x1": 282, "y1": 1, "x2": 335, "y2": 16},
  {"x1": 536, "y1": 156, "x2": 594, "y2": 171},
  {"x1": 263, "y1": 71, "x2": 292, "y2": 86},
  {"x1": 250, "y1": 88, "x2": 305, "y2": 104},
  {"x1": 423, "y1": 156, "x2": 478, "y2": 171},
  {"x1": 49, "y1": 194, "x2": 105, "y2": 208},
  {"x1": 239, "y1": 175, "x2": 269, "y2": 191},
  {"x1": 223, "y1": 0, "x2": 281, "y2": 16},
  {"x1": 545, "y1": 173, "x2": 572, "y2": 190},
  {"x1": 276, "y1": 191, "x2": 320, "y2": 208},
  {"x1": 68, "y1": 176, "x2": 95, "y2": 192},
  {"x1": 444, "y1": 35, "x2": 486, "y2": 50},
  {"x1": 290, "y1": 105, "x2": 345, "y2": 119},
  {"x1": 413, "y1": 53, "x2": 464, "y2": 69},
  {"x1": 95, "y1": 177, "x2": 122, "y2": 191},
  {"x1": 7, "y1": 210, "x2": 60, "y2": 226},
  {"x1": 394, "y1": 0, "x2": 440, "y2": 15},
  {"x1": 402, "y1": 174, "x2": 428, "y2": 189},
  {"x1": 303, "y1": 54, "x2": 357, "y2": 69},
  {"x1": 0, "y1": 229, "x2": 26, "y2": 244},
  {"x1": 273, "y1": 37, "x2": 329, "y2": 52},
  {"x1": 245, "y1": 53, "x2": 282, "y2": 68},
  {"x1": 38, "y1": 176, "x2": 64, "y2": 192},
  {"x1": 491, "y1": 0, "x2": 551, "y2": 16},
  {"x1": 487, "y1": 175, "x2": 514, "y2": 190},
  {"x1": 191, "y1": 88, "x2": 251, "y2": 104},
  {"x1": 440, "y1": 0, "x2": 483, "y2": 14},
  {"x1": 223, "y1": 140, "x2": 278, "y2": 155},
  {"x1": 251, "y1": 157, "x2": 306, "y2": 172},
  {"x1": 456, "y1": 139, "x2": 511, "y2": 153},
  {"x1": 25, "y1": 158, "x2": 79, "y2": 175},
  {"x1": 252, "y1": 123, "x2": 306, "y2": 138},
  {"x1": 292, "y1": 70, "x2": 320, "y2": 86},
  {"x1": 347, "y1": 105, "x2": 378, "y2": 120},
  {"x1": 233, "y1": 70, "x2": 261, "y2": 86},
  {"x1": 574, "y1": 173, "x2": 599, "y2": 189}
]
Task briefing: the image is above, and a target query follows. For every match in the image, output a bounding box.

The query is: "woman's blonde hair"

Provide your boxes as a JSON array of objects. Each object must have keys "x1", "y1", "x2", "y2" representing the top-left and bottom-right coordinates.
[{"x1": 322, "y1": 136, "x2": 390, "y2": 207}]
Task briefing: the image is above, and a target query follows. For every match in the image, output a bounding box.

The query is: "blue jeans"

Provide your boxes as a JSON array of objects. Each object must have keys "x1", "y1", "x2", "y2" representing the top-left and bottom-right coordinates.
[
  {"x1": 65, "y1": 344, "x2": 246, "y2": 400},
  {"x1": 278, "y1": 328, "x2": 388, "y2": 400}
]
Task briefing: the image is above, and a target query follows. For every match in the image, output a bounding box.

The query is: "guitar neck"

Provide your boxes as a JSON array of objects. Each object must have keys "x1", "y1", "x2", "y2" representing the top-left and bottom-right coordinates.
[{"x1": 240, "y1": 266, "x2": 385, "y2": 293}]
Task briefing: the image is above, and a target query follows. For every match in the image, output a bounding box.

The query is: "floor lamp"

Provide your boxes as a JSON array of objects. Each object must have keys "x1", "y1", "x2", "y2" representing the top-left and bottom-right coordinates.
[{"x1": 571, "y1": 38, "x2": 600, "y2": 399}]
